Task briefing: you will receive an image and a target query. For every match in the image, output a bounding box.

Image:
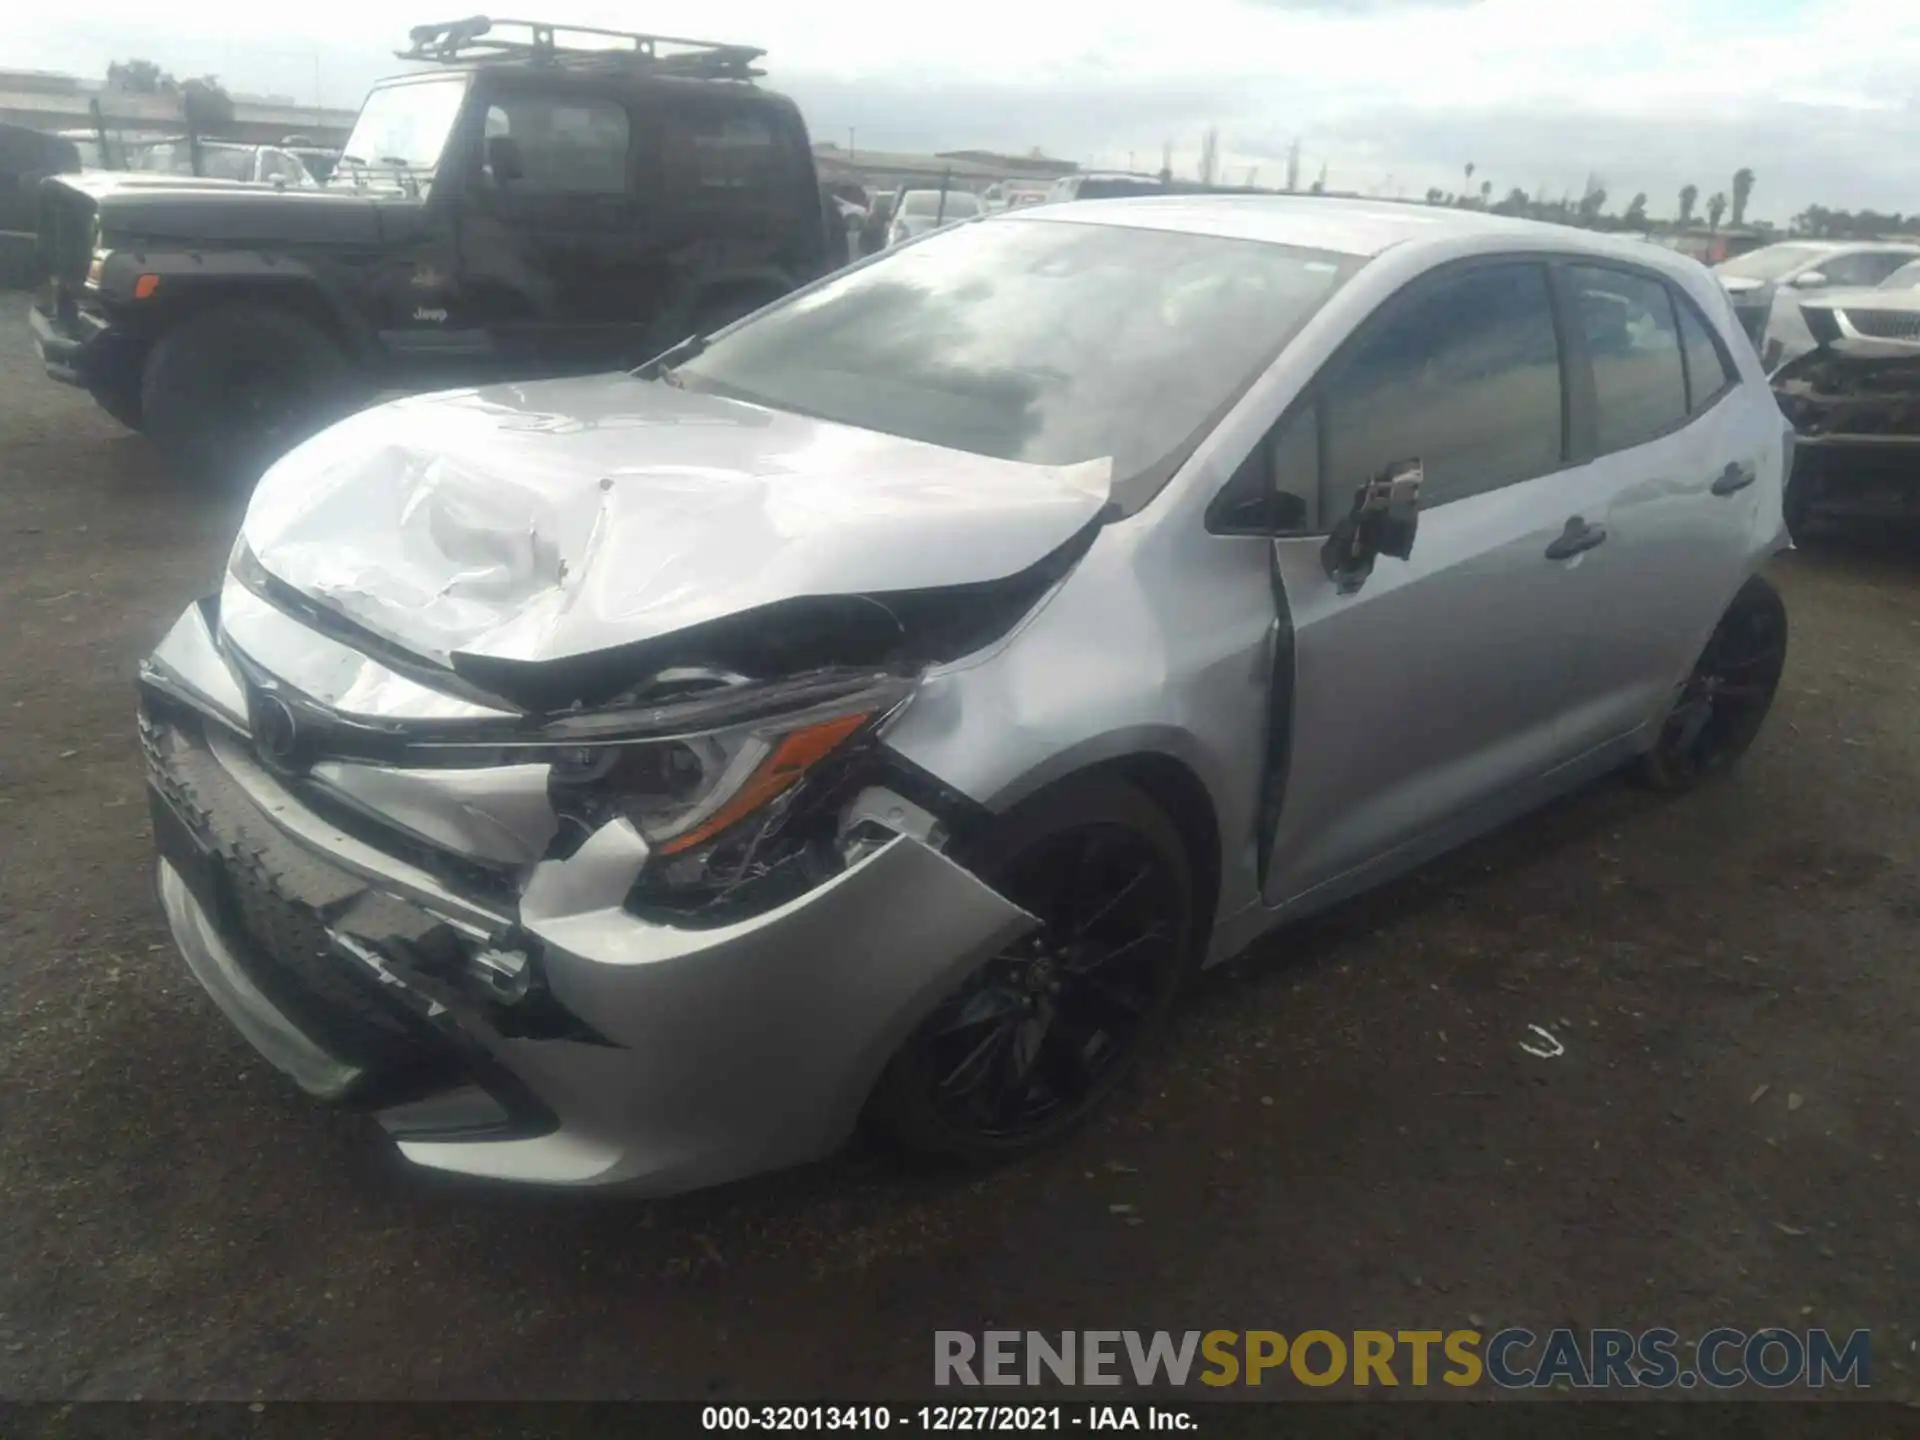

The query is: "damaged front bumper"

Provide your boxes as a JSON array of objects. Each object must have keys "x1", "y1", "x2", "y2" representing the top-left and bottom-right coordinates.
[
  {"x1": 1773, "y1": 346, "x2": 1920, "y2": 522},
  {"x1": 140, "y1": 600, "x2": 1036, "y2": 1192}
]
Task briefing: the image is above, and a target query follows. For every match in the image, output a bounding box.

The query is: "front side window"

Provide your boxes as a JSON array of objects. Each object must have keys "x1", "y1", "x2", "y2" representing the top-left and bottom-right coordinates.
[
  {"x1": 900, "y1": 190, "x2": 983, "y2": 218},
  {"x1": 672, "y1": 218, "x2": 1360, "y2": 510},
  {"x1": 1320, "y1": 262, "x2": 1564, "y2": 510},
  {"x1": 1569, "y1": 265, "x2": 1687, "y2": 454},
  {"x1": 483, "y1": 97, "x2": 630, "y2": 194}
]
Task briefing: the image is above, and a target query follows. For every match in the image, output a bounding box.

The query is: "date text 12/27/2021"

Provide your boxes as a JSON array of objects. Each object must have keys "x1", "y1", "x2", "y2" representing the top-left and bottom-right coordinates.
[{"x1": 701, "y1": 1406, "x2": 1197, "y2": 1432}]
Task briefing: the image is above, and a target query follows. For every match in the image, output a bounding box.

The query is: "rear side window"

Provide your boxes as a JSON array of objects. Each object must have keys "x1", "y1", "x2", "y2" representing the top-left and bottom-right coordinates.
[
  {"x1": 483, "y1": 96, "x2": 630, "y2": 194},
  {"x1": 1675, "y1": 294, "x2": 1738, "y2": 413},
  {"x1": 1321, "y1": 262, "x2": 1564, "y2": 510},
  {"x1": 660, "y1": 107, "x2": 788, "y2": 201},
  {"x1": 1568, "y1": 265, "x2": 1687, "y2": 454}
]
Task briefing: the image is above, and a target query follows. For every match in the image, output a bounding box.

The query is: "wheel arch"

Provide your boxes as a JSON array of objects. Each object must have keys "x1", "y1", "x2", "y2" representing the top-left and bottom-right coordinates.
[
  {"x1": 965, "y1": 738, "x2": 1227, "y2": 965},
  {"x1": 145, "y1": 280, "x2": 366, "y2": 358}
]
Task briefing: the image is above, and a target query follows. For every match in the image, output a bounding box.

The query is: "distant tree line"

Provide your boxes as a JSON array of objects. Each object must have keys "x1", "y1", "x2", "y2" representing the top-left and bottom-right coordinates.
[
  {"x1": 1409, "y1": 163, "x2": 1910, "y2": 240},
  {"x1": 1788, "y1": 206, "x2": 1919, "y2": 239},
  {"x1": 105, "y1": 58, "x2": 234, "y2": 132}
]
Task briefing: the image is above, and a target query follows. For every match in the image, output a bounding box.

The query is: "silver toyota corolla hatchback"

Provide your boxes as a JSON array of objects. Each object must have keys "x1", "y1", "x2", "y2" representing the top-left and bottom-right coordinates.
[{"x1": 140, "y1": 197, "x2": 1792, "y2": 1192}]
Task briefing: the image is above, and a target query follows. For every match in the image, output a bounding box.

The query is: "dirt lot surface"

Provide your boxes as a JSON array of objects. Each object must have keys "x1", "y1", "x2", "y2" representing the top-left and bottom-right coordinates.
[{"x1": 0, "y1": 301, "x2": 1916, "y2": 1404}]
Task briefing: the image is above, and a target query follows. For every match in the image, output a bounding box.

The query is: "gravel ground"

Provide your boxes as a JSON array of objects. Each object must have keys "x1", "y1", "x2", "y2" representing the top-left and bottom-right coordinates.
[{"x1": 0, "y1": 300, "x2": 1915, "y2": 1403}]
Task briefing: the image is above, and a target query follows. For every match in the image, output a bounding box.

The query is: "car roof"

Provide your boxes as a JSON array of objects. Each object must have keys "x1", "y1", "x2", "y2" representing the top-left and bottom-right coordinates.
[{"x1": 1014, "y1": 193, "x2": 1694, "y2": 261}]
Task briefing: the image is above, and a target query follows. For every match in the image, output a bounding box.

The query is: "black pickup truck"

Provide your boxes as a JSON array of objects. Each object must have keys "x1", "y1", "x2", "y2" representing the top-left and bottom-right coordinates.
[{"x1": 30, "y1": 17, "x2": 836, "y2": 479}]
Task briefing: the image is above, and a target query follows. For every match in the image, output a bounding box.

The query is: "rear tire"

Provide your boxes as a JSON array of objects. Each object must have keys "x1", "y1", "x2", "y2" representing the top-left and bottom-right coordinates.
[
  {"x1": 140, "y1": 303, "x2": 355, "y2": 483},
  {"x1": 866, "y1": 775, "x2": 1195, "y2": 1167},
  {"x1": 1634, "y1": 576, "x2": 1788, "y2": 792}
]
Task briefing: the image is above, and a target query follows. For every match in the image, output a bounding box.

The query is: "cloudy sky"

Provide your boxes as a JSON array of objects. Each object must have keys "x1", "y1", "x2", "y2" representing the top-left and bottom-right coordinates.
[{"x1": 15, "y1": 0, "x2": 1920, "y2": 221}]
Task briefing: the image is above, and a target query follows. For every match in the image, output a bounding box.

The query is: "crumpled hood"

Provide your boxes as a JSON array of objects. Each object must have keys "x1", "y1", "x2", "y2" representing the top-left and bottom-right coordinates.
[{"x1": 241, "y1": 375, "x2": 1112, "y2": 669}]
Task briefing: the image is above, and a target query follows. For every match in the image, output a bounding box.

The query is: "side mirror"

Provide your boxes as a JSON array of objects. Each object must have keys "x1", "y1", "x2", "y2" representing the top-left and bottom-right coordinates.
[
  {"x1": 1321, "y1": 460, "x2": 1422, "y2": 594},
  {"x1": 1791, "y1": 270, "x2": 1828, "y2": 290},
  {"x1": 1208, "y1": 486, "x2": 1308, "y2": 536},
  {"x1": 485, "y1": 135, "x2": 524, "y2": 185}
]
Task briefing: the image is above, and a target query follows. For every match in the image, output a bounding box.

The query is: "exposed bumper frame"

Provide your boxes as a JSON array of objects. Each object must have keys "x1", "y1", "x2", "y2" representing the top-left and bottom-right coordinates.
[{"x1": 143, "y1": 600, "x2": 1039, "y2": 1193}]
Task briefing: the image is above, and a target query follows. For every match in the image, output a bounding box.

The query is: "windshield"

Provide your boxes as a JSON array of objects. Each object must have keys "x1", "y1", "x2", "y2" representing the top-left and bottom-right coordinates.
[
  {"x1": 1715, "y1": 244, "x2": 1828, "y2": 282},
  {"x1": 339, "y1": 76, "x2": 468, "y2": 187},
  {"x1": 200, "y1": 148, "x2": 254, "y2": 182},
  {"x1": 1881, "y1": 260, "x2": 1920, "y2": 289},
  {"x1": 672, "y1": 217, "x2": 1360, "y2": 508},
  {"x1": 900, "y1": 190, "x2": 982, "y2": 218}
]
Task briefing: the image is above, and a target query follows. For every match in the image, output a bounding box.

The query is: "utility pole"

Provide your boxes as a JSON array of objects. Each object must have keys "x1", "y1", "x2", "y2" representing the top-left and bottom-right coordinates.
[
  {"x1": 1285, "y1": 138, "x2": 1300, "y2": 193},
  {"x1": 1160, "y1": 139, "x2": 1172, "y2": 187},
  {"x1": 848, "y1": 126, "x2": 856, "y2": 159}
]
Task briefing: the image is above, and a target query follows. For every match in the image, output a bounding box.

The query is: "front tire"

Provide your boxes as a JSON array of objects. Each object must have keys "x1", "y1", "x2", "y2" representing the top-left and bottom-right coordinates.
[
  {"x1": 1635, "y1": 576, "x2": 1788, "y2": 792},
  {"x1": 867, "y1": 775, "x2": 1195, "y2": 1165},
  {"x1": 88, "y1": 374, "x2": 144, "y2": 432},
  {"x1": 140, "y1": 303, "x2": 354, "y2": 482}
]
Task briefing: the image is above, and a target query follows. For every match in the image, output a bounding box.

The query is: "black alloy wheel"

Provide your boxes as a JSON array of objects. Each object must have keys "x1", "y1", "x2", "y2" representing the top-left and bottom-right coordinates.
[
  {"x1": 1637, "y1": 576, "x2": 1788, "y2": 791},
  {"x1": 870, "y1": 777, "x2": 1193, "y2": 1162}
]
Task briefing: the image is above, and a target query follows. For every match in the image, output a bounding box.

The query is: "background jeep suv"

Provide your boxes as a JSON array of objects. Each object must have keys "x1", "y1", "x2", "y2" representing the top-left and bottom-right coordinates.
[{"x1": 29, "y1": 18, "x2": 833, "y2": 480}]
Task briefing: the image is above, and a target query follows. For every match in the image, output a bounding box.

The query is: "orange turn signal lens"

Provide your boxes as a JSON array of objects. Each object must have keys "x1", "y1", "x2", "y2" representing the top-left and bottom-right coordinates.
[
  {"x1": 654, "y1": 711, "x2": 871, "y2": 857},
  {"x1": 132, "y1": 274, "x2": 161, "y2": 300}
]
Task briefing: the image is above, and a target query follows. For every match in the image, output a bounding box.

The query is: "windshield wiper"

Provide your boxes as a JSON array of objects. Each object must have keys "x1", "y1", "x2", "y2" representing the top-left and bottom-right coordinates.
[{"x1": 633, "y1": 332, "x2": 707, "y2": 386}]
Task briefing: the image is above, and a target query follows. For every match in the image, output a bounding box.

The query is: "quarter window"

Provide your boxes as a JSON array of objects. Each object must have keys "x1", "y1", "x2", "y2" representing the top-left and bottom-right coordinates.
[
  {"x1": 1320, "y1": 262, "x2": 1564, "y2": 510},
  {"x1": 482, "y1": 97, "x2": 630, "y2": 194},
  {"x1": 660, "y1": 108, "x2": 784, "y2": 199},
  {"x1": 1568, "y1": 265, "x2": 1687, "y2": 454},
  {"x1": 1675, "y1": 293, "x2": 1738, "y2": 413}
]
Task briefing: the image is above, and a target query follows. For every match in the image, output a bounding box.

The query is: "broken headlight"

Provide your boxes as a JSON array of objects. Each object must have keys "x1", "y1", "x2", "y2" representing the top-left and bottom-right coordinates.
[{"x1": 545, "y1": 674, "x2": 915, "y2": 923}]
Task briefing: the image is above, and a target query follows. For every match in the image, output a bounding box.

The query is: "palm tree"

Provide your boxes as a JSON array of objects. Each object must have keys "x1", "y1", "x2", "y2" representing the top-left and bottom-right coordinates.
[
  {"x1": 1707, "y1": 191, "x2": 1728, "y2": 233},
  {"x1": 1479, "y1": 179, "x2": 1492, "y2": 207},
  {"x1": 1624, "y1": 192, "x2": 1648, "y2": 227},
  {"x1": 1731, "y1": 168, "x2": 1755, "y2": 227},
  {"x1": 1464, "y1": 161, "x2": 1476, "y2": 191},
  {"x1": 1679, "y1": 184, "x2": 1699, "y2": 224}
]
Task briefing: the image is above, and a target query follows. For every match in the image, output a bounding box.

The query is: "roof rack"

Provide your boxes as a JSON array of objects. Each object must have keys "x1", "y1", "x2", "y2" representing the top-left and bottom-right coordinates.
[{"x1": 399, "y1": 16, "x2": 765, "y2": 80}]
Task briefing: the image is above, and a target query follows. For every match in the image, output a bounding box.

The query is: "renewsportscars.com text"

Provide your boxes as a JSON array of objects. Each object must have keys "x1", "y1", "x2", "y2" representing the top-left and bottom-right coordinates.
[{"x1": 934, "y1": 1328, "x2": 1872, "y2": 1390}]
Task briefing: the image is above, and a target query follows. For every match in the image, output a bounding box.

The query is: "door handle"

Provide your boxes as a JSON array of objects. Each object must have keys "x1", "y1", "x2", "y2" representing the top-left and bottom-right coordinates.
[
  {"x1": 1545, "y1": 517, "x2": 1608, "y2": 560},
  {"x1": 1711, "y1": 460, "x2": 1758, "y2": 496}
]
